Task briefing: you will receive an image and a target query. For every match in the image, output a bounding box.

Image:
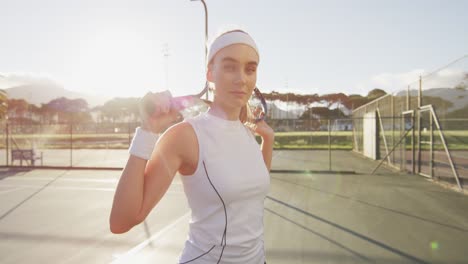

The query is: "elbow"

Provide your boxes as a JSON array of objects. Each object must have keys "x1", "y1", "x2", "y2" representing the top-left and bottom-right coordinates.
[
  {"x1": 109, "y1": 219, "x2": 132, "y2": 234},
  {"x1": 109, "y1": 214, "x2": 135, "y2": 234},
  {"x1": 109, "y1": 214, "x2": 145, "y2": 234},
  {"x1": 110, "y1": 222, "x2": 131, "y2": 234}
]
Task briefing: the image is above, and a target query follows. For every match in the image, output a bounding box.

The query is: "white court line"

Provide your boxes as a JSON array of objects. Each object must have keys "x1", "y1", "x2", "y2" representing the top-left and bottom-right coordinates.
[
  {"x1": 3, "y1": 177, "x2": 117, "y2": 183},
  {"x1": 0, "y1": 184, "x2": 184, "y2": 193},
  {"x1": 110, "y1": 212, "x2": 190, "y2": 264},
  {"x1": 0, "y1": 187, "x2": 24, "y2": 195},
  {"x1": 0, "y1": 184, "x2": 116, "y2": 192},
  {"x1": 4, "y1": 177, "x2": 183, "y2": 185}
]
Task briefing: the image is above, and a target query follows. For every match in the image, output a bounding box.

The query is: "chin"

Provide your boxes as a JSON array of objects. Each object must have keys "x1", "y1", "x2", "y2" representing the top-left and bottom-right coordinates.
[{"x1": 225, "y1": 101, "x2": 246, "y2": 111}]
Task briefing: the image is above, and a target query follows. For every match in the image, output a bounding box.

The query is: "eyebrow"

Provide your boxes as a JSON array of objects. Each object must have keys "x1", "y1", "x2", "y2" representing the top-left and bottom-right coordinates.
[{"x1": 221, "y1": 57, "x2": 258, "y2": 66}]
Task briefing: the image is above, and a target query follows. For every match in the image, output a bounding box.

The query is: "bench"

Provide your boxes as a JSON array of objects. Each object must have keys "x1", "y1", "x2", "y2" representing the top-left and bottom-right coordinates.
[{"x1": 11, "y1": 149, "x2": 43, "y2": 166}]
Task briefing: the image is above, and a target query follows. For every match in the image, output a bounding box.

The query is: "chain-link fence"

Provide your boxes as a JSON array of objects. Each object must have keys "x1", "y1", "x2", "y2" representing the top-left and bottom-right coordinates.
[
  {"x1": 1, "y1": 122, "x2": 139, "y2": 168},
  {"x1": 352, "y1": 55, "x2": 468, "y2": 189},
  {"x1": 1, "y1": 118, "x2": 359, "y2": 172}
]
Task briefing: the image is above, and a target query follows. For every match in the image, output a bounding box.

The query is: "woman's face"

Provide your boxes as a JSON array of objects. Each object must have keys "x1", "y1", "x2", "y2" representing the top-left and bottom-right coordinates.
[{"x1": 207, "y1": 44, "x2": 259, "y2": 109}]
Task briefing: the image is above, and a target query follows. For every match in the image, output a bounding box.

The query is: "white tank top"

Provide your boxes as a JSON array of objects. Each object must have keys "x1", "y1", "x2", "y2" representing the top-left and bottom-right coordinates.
[{"x1": 178, "y1": 112, "x2": 270, "y2": 264}]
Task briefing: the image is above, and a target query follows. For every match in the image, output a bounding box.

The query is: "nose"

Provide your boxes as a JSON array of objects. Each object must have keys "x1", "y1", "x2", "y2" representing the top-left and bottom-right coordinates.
[{"x1": 233, "y1": 69, "x2": 247, "y2": 86}]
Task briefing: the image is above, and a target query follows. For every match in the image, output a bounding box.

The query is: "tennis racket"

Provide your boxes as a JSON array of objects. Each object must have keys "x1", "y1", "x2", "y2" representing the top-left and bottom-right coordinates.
[{"x1": 143, "y1": 82, "x2": 268, "y2": 123}]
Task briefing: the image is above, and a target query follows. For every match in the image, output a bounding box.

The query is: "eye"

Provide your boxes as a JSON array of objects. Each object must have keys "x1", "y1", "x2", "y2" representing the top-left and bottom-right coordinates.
[
  {"x1": 246, "y1": 67, "x2": 257, "y2": 74},
  {"x1": 224, "y1": 64, "x2": 236, "y2": 71}
]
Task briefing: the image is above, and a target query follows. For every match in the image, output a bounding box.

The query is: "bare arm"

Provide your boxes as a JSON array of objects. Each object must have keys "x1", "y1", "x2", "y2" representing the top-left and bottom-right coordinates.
[
  {"x1": 109, "y1": 155, "x2": 149, "y2": 233},
  {"x1": 109, "y1": 126, "x2": 184, "y2": 234},
  {"x1": 252, "y1": 120, "x2": 275, "y2": 171},
  {"x1": 109, "y1": 91, "x2": 187, "y2": 234}
]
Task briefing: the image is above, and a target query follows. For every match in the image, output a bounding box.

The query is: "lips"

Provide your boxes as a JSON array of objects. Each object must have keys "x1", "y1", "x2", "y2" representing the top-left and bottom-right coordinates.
[{"x1": 229, "y1": 91, "x2": 247, "y2": 96}]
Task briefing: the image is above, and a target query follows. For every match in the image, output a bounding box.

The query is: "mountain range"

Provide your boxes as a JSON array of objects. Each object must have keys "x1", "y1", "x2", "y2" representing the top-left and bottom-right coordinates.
[
  {"x1": 4, "y1": 84, "x2": 109, "y2": 107},
  {"x1": 398, "y1": 87, "x2": 468, "y2": 112}
]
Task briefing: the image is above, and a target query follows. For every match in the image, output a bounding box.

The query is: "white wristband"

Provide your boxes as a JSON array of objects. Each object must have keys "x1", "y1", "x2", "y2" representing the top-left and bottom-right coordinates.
[{"x1": 129, "y1": 127, "x2": 159, "y2": 160}]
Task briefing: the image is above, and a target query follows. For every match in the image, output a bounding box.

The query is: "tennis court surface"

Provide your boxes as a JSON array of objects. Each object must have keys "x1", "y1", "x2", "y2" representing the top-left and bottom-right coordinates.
[{"x1": 1, "y1": 150, "x2": 467, "y2": 264}]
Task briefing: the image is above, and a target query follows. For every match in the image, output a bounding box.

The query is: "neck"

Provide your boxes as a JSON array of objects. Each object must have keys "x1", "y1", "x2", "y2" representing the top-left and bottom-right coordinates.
[{"x1": 208, "y1": 102, "x2": 240, "y2": 121}]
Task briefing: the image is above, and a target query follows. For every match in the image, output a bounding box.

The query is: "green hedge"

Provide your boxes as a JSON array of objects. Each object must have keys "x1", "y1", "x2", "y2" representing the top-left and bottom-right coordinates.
[{"x1": 256, "y1": 134, "x2": 354, "y2": 150}]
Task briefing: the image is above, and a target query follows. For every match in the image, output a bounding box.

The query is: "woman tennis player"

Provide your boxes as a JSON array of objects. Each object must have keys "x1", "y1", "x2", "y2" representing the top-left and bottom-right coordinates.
[{"x1": 110, "y1": 29, "x2": 274, "y2": 264}]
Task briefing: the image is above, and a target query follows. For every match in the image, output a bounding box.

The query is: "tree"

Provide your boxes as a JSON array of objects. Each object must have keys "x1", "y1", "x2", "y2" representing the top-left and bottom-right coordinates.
[
  {"x1": 367, "y1": 88, "x2": 387, "y2": 100},
  {"x1": 38, "y1": 103, "x2": 55, "y2": 124},
  {"x1": 300, "y1": 106, "x2": 346, "y2": 120},
  {"x1": 46, "y1": 97, "x2": 88, "y2": 113},
  {"x1": 0, "y1": 89, "x2": 7, "y2": 120},
  {"x1": 454, "y1": 73, "x2": 467, "y2": 90},
  {"x1": 8, "y1": 99, "x2": 29, "y2": 118},
  {"x1": 99, "y1": 97, "x2": 140, "y2": 123},
  {"x1": 348, "y1": 94, "x2": 370, "y2": 109},
  {"x1": 44, "y1": 97, "x2": 91, "y2": 124},
  {"x1": 263, "y1": 91, "x2": 320, "y2": 105}
]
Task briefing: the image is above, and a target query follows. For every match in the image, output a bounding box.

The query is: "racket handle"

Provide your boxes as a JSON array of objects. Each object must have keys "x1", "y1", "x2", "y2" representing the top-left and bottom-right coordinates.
[
  {"x1": 170, "y1": 95, "x2": 198, "y2": 111},
  {"x1": 143, "y1": 95, "x2": 201, "y2": 116}
]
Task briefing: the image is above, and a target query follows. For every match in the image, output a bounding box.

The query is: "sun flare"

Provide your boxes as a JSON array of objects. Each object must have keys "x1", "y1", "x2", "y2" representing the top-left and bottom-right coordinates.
[{"x1": 71, "y1": 29, "x2": 160, "y2": 97}]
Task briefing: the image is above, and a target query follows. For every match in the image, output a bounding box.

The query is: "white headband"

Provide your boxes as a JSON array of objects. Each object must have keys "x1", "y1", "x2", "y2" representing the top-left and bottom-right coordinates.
[{"x1": 207, "y1": 31, "x2": 259, "y2": 67}]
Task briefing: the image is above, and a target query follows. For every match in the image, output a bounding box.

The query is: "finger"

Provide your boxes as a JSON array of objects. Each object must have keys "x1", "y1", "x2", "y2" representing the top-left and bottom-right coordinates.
[
  {"x1": 152, "y1": 104, "x2": 162, "y2": 117},
  {"x1": 155, "y1": 110, "x2": 179, "y2": 128},
  {"x1": 245, "y1": 122, "x2": 256, "y2": 132},
  {"x1": 141, "y1": 92, "x2": 156, "y2": 116},
  {"x1": 161, "y1": 90, "x2": 172, "y2": 98},
  {"x1": 158, "y1": 91, "x2": 173, "y2": 113},
  {"x1": 255, "y1": 106, "x2": 262, "y2": 115},
  {"x1": 159, "y1": 90, "x2": 172, "y2": 101},
  {"x1": 245, "y1": 123, "x2": 255, "y2": 134},
  {"x1": 159, "y1": 104, "x2": 169, "y2": 114},
  {"x1": 153, "y1": 92, "x2": 169, "y2": 115},
  {"x1": 251, "y1": 106, "x2": 259, "y2": 116},
  {"x1": 168, "y1": 109, "x2": 180, "y2": 120},
  {"x1": 176, "y1": 113, "x2": 184, "y2": 122}
]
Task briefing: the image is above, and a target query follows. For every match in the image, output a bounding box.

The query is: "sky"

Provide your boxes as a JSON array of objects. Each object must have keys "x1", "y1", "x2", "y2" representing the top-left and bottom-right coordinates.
[{"x1": 0, "y1": 0, "x2": 467, "y2": 99}]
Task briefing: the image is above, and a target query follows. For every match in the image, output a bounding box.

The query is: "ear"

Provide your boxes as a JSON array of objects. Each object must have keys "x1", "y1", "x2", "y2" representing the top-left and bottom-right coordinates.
[{"x1": 206, "y1": 63, "x2": 214, "y2": 83}]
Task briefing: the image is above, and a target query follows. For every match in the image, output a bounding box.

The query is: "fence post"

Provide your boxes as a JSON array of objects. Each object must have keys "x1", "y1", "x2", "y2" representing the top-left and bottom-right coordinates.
[
  {"x1": 391, "y1": 95, "x2": 395, "y2": 164},
  {"x1": 417, "y1": 76, "x2": 422, "y2": 173},
  {"x1": 406, "y1": 85, "x2": 410, "y2": 111},
  {"x1": 128, "y1": 122, "x2": 132, "y2": 147},
  {"x1": 70, "y1": 122, "x2": 73, "y2": 167},
  {"x1": 430, "y1": 113, "x2": 434, "y2": 177},
  {"x1": 328, "y1": 119, "x2": 331, "y2": 171},
  {"x1": 5, "y1": 122, "x2": 9, "y2": 166},
  {"x1": 418, "y1": 76, "x2": 422, "y2": 108}
]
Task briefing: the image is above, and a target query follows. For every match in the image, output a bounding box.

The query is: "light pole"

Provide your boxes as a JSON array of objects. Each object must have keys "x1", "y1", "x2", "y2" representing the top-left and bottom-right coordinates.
[
  {"x1": 190, "y1": 0, "x2": 208, "y2": 59},
  {"x1": 190, "y1": 0, "x2": 209, "y2": 99}
]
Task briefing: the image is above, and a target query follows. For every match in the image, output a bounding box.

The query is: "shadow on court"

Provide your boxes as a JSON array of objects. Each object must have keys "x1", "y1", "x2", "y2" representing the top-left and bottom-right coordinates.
[
  {"x1": 0, "y1": 169, "x2": 68, "y2": 221},
  {"x1": 0, "y1": 151, "x2": 467, "y2": 263},
  {"x1": 0, "y1": 168, "x2": 30, "y2": 181},
  {"x1": 266, "y1": 197, "x2": 429, "y2": 264}
]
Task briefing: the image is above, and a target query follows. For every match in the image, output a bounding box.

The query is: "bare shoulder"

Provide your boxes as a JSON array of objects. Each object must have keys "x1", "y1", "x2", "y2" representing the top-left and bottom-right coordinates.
[
  {"x1": 157, "y1": 121, "x2": 198, "y2": 174},
  {"x1": 158, "y1": 121, "x2": 196, "y2": 146}
]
